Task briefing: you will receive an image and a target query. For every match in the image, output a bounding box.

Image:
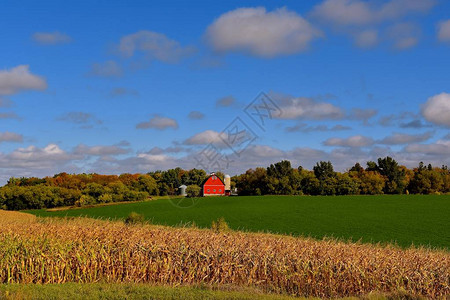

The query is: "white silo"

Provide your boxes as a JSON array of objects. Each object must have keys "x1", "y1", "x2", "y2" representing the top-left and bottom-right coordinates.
[
  {"x1": 224, "y1": 174, "x2": 231, "y2": 195},
  {"x1": 179, "y1": 185, "x2": 187, "y2": 197}
]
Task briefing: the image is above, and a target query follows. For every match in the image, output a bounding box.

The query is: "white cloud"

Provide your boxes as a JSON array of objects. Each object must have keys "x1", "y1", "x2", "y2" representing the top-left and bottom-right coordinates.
[
  {"x1": 2, "y1": 139, "x2": 450, "y2": 185},
  {"x1": 311, "y1": 0, "x2": 432, "y2": 49},
  {"x1": 0, "y1": 132, "x2": 23, "y2": 143},
  {"x1": 311, "y1": 0, "x2": 374, "y2": 26},
  {"x1": 246, "y1": 145, "x2": 284, "y2": 158},
  {"x1": 148, "y1": 146, "x2": 187, "y2": 155},
  {"x1": 56, "y1": 112, "x2": 102, "y2": 129},
  {"x1": 0, "y1": 65, "x2": 47, "y2": 96},
  {"x1": 405, "y1": 140, "x2": 450, "y2": 155},
  {"x1": 32, "y1": 31, "x2": 72, "y2": 45},
  {"x1": 394, "y1": 37, "x2": 418, "y2": 49},
  {"x1": 136, "y1": 115, "x2": 178, "y2": 130},
  {"x1": 57, "y1": 112, "x2": 101, "y2": 124},
  {"x1": 349, "y1": 108, "x2": 378, "y2": 124},
  {"x1": 0, "y1": 112, "x2": 19, "y2": 120},
  {"x1": 89, "y1": 61, "x2": 123, "y2": 78},
  {"x1": 354, "y1": 29, "x2": 378, "y2": 48},
  {"x1": 437, "y1": 19, "x2": 450, "y2": 42},
  {"x1": 216, "y1": 95, "x2": 236, "y2": 107},
  {"x1": 109, "y1": 87, "x2": 139, "y2": 97},
  {"x1": 0, "y1": 144, "x2": 79, "y2": 169},
  {"x1": 118, "y1": 30, "x2": 195, "y2": 63},
  {"x1": 285, "y1": 123, "x2": 351, "y2": 133},
  {"x1": 311, "y1": 0, "x2": 436, "y2": 26},
  {"x1": 274, "y1": 94, "x2": 344, "y2": 120},
  {"x1": 188, "y1": 111, "x2": 205, "y2": 120},
  {"x1": 184, "y1": 130, "x2": 224, "y2": 145},
  {"x1": 73, "y1": 144, "x2": 130, "y2": 156},
  {"x1": 378, "y1": 111, "x2": 420, "y2": 127},
  {"x1": 421, "y1": 92, "x2": 450, "y2": 127},
  {"x1": 205, "y1": 7, "x2": 321, "y2": 57},
  {"x1": 379, "y1": 131, "x2": 433, "y2": 145},
  {"x1": 387, "y1": 22, "x2": 420, "y2": 49},
  {"x1": 324, "y1": 135, "x2": 375, "y2": 147},
  {"x1": 399, "y1": 120, "x2": 431, "y2": 129}
]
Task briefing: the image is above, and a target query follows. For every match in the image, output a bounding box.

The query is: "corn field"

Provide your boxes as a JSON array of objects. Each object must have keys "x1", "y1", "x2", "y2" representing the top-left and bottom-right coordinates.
[{"x1": 0, "y1": 216, "x2": 449, "y2": 298}]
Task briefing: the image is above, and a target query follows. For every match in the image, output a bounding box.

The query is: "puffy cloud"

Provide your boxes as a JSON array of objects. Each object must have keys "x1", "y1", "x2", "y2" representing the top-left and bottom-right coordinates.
[
  {"x1": 421, "y1": 93, "x2": 450, "y2": 127},
  {"x1": 399, "y1": 120, "x2": 431, "y2": 129},
  {"x1": 57, "y1": 112, "x2": 102, "y2": 129},
  {"x1": 89, "y1": 61, "x2": 123, "y2": 78},
  {"x1": 274, "y1": 94, "x2": 344, "y2": 120},
  {"x1": 437, "y1": 19, "x2": 450, "y2": 42},
  {"x1": 354, "y1": 29, "x2": 378, "y2": 48},
  {"x1": 0, "y1": 144, "x2": 78, "y2": 184},
  {"x1": 148, "y1": 146, "x2": 188, "y2": 155},
  {"x1": 393, "y1": 36, "x2": 418, "y2": 49},
  {"x1": 0, "y1": 132, "x2": 23, "y2": 143},
  {"x1": 0, "y1": 65, "x2": 47, "y2": 96},
  {"x1": 216, "y1": 95, "x2": 236, "y2": 107},
  {"x1": 73, "y1": 144, "x2": 130, "y2": 156},
  {"x1": 311, "y1": 0, "x2": 436, "y2": 26},
  {"x1": 118, "y1": 30, "x2": 196, "y2": 63},
  {"x1": 184, "y1": 130, "x2": 224, "y2": 145},
  {"x1": 311, "y1": 0, "x2": 374, "y2": 26},
  {"x1": 188, "y1": 111, "x2": 205, "y2": 120},
  {"x1": 0, "y1": 112, "x2": 19, "y2": 120},
  {"x1": 311, "y1": 0, "x2": 433, "y2": 49},
  {"x1": 2, "y1": 139, "x2": 450, "y2": 185},
  {"x1": 285, "y1": 123, "x2": 351, "y2": 133},
  {"x1": 205, "y1": 7, "x2": 321, "y2": 57},
  {"x1": 324, "y1": 135, "x2": 375, "y2": 147},
  {"x1": 379, "y1": 111, "x2": 421, "y2": 127},
  {"x1": 136, "y1": 115, "x2": 178, "y2": 130},
  {"x1": 115, "y1": 140, "x2": 131, "y2": 147},
  {"x1": 32, "y1": 31, "x2": 72, "y2": 45},
  {"x1": 245, "y1": 145, "x2": 284, "y2": 158},
  {"x1": 349, "y1": 108, "x2": 378, "y2": 125},
  {"x1": 379, "y1": 131, "x2": 433, "y2": 145},
  {"x1": 405, "y1": 140, "x2": 450, "y2": 155},
  {"x1": 109, "y1": 87, "x2": 139, "y2": 97},
  {"x1": 387, "y1": 22, "x2": 420, "y2": 49},
  {"x1": 0, "y1": 144, "x2": 79, "y2": 169}
]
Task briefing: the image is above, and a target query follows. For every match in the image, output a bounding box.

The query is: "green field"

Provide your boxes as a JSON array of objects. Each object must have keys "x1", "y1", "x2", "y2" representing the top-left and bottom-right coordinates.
[
  {"x1": 28, "y1": 195, "x2": 450, "y2": 249},
  {"x1": 0, "y1": 284, "x2": 303, "y2": 300}
]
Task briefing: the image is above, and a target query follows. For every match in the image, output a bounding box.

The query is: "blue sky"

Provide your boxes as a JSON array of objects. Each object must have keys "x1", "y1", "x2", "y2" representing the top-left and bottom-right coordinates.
[{"x1": 1, "y1": 0, "x2": 449, "y2": 183}]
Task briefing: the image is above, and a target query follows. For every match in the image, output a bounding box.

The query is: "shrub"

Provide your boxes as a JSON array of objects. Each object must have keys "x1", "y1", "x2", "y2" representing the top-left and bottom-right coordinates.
[
  {"x1": 98, "y1": 193, "x2": 113, "y2": 203},
  {"x1": 74, "y1": 195, "x2": 96, "y2": 207},
  {"x1": 124, "y1": 212, "x2": 145, "y2": 225},
  {"x1": 211, "y1": 217, "x2": 230, "y2": 233},
  {"x1": 186, "y1": 185, "x2": 201, "y2": 198}
]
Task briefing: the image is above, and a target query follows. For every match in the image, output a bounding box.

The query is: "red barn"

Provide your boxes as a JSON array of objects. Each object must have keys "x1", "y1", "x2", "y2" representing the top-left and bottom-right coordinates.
[{"x1": 201, "y1": 173, "x2": 225, "y2": 196}]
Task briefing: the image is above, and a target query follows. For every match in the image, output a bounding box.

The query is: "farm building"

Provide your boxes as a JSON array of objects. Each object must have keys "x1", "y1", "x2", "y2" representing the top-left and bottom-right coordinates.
[{"x1": 201, "y1": 173, "x2": 230, "y2": 196}]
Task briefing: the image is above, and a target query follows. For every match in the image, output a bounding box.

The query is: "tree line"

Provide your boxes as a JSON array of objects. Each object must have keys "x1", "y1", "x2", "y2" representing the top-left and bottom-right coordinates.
[
  {"x1": 234, "y1": 158, "x2": 449, "y2": 196},
  {"x1": 0, "y1": 157, "x2": 449, "y2": 210}
]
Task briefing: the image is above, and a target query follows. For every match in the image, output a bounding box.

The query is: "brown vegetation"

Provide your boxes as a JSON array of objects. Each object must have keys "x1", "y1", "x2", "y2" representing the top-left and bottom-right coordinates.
[
  {"x1": 0, "y1": 210, "x2": 36, "y2": 223},
  {"x1": 0, "y1": 217, "x2": 448, "y2": 298}
]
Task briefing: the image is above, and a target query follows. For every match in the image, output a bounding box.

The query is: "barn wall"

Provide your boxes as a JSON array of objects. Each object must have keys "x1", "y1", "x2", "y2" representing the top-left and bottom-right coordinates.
[{"x1": 202, "y1": 176, "x2": 225, "y2": 196}]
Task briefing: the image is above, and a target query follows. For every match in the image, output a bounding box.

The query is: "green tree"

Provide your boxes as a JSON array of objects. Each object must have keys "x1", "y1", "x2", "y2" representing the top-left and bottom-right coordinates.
[
  {"x1": 376, "y1": 157, "x2": 406, "y2": 194},
  {"x1": 313, "y1": 161, "x2": 337, "y2": 195},
  {"x1": 136, "y1": 175, "x2": 159, "y2": 195},
  {"x1": 266, "y1": 160, "x2": 296, "y2": 195},
  {"x1": 186, "y1": 185, "x2": 201, "y2": 197},
  {"x1": 313, "y1": 161, "x2": 335, "y2": 180}
]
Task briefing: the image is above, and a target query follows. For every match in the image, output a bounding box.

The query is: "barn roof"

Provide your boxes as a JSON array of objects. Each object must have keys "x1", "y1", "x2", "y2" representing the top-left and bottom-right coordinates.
[{"x1": 201, "y1": 173, "x2": 225, "y2": 187}]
